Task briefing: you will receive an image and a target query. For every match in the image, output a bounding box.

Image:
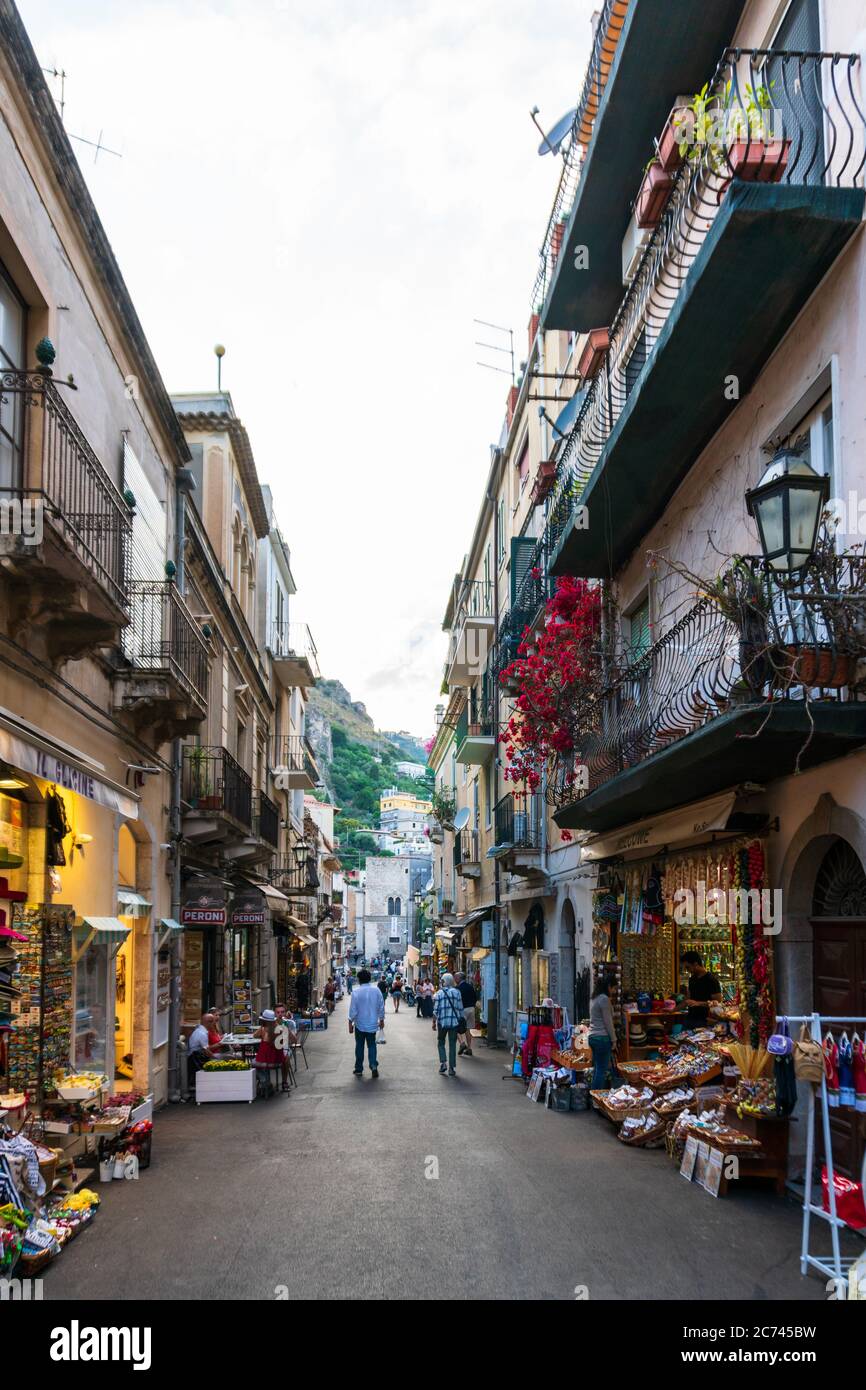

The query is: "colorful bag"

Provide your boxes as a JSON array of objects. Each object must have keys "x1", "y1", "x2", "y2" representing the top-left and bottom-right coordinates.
[
  {"x1": 767, "y1": 1017, "x2": 793, "y2": 1057},
  {"x1": 822, "y1": 1167, "x2": 866, "y2": 1231},
  {"x1": 792, "y1": 1025, "x2": 824, "y2": 1085}
]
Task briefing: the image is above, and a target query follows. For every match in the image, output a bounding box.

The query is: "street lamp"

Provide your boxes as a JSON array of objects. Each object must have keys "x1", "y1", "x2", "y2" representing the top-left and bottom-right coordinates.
[
  {"x1": 292, "y1": 839, "x2": 310, "y2": 868},
  {"x1": 745, "y1": 447, "x2": 829, "y2": 576}
]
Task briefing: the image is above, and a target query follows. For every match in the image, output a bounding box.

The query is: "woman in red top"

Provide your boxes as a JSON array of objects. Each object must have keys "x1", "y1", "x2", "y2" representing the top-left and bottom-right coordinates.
[{"x1": 255, "y1": 1009, "x2": 282, "y2": 1097}]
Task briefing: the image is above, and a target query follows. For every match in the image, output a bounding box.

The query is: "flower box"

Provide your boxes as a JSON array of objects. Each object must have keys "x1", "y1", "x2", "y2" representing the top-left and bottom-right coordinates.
[
  {"x1": 195, "y1": 1067, "x2": 255, "y2": 1105},
  {"x1": 577, "y1": 328, "x2": 610, "y2": 381},
  {"x1": 727, "y1": 138, "x2": 791, "y2": 183},
  {"x1": 635, "y1": 162, "x2": 674, "y2": 229},
  {"x1": 530, "y1": 460, "x2": 557, "y2": 505},
  {"x1": 657, "y1": 96, "x2": 692, "y2": 173}
]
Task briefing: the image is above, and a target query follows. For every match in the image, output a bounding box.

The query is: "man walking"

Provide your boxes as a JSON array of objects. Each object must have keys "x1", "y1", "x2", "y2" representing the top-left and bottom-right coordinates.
[
  {"x1": 432, "y1": 972, "x2": 464, "y2": 1076},
  {"x1": 349, "y1": 968, "x2": 385, "y2": 1078},
  {"x1": 454, "y1": 972, "x2": 478, "y2": 1057}
]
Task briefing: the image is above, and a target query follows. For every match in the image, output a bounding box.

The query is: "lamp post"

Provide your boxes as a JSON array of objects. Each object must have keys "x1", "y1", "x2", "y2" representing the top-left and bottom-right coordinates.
[{"x1": 745, "y1": 448, "x2": 830, "y2": 576}]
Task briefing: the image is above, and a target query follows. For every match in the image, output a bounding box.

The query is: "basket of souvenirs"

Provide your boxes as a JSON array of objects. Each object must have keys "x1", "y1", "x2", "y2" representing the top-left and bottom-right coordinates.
[
  {"x1": 617, "y1": 1112, "x2": 667, "y2": 1147},
  {"x1": 652, "y1": 1086, "x2": 695, "y2": 1118},
  {"x1": 598, "y1": 1084, "x2": 655, "y2": 1121}
]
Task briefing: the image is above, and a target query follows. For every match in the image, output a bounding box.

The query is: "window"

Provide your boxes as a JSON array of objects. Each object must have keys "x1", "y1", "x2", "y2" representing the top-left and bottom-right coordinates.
[
  {"x1": 230, "y1": 928, "x2": 250, "y2": 979},
  {"x1": 516, "y1": 438, "x2": 530, "y2": 492},
  {"x1": 484, "y1": 760, "x2": 493, "y2": 829},
  {"x1": 394, "y1": 897, "x2": 401, "y2": 917},
  {"x1": 497, "y1": 499, "x2": 506, "y2": 565},
  {"x1": 0, "y1": 262, "x2": 25, "y2": 491},
  {"x1": 387, "y1": 897, "x2": 395, "y2": 916},
  {"x1": 624, "y1": 595, "x2": 651, "y2": 662}
]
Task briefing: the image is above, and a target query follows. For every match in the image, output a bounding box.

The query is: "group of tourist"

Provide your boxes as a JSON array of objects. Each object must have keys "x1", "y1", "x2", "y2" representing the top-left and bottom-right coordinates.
[{"x1": 347, "y1": 966, "x2": 479, "y2": 1080}]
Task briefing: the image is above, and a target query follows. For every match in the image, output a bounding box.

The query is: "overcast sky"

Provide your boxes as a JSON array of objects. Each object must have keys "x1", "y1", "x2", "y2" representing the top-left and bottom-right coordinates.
[{"x1": 18, "y1": 0, "x2": 594, "y2": 737}]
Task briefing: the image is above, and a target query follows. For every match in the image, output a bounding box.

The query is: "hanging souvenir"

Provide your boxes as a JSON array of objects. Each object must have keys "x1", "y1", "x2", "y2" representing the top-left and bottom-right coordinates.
[
  {"x1": 837, "y1": 1032, "x2": 855, "y2": 1109},
  {"x1": 823, "y1": 1032, "x2": 840, "y2": 1108},
  {"x1": 852, "y1": 1033, "x2": 866, "y2": 1114}
]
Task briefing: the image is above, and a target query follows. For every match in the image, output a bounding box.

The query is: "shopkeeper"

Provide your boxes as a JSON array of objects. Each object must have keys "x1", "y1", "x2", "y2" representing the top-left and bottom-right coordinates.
[{"x1": 682, "y1": 952, "x2": 722, "y2": 1026}]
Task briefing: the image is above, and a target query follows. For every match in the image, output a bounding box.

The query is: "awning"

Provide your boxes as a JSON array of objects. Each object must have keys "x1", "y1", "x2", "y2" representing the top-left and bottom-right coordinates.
[
  {"x1": 435, "y1": 929, "x2": 455, "y2": 942},
  {"x1": 470, "y1": 947, "x2": 491, "y2": 963},
  {"x1": 118, "y1": 890, "x2": 151, "y2": 917},
  {"x1": 457, "y1": 906, "x2": 493, "y2": 928},
  {"x1": 81, "y1": 916, "x2": 132, "y2": 936},
  {"x1": 160, "y1": 918, "x2": 183, "y2": 932},
  {"x1": 73, "y1": 916, "x2": 132, "y2": 963},
  {"x1": 406, "y1": 945, "x2": 420, "y2": 966},
  {"x1": 286, "y1": 917, "x2": 317, "y2": 946},
  {"x1": 580, "y1": 790, "x2": 739, "y2": 863},
  {"x1": 0, "y1": 709, "x2": 140, "y2": 819}
]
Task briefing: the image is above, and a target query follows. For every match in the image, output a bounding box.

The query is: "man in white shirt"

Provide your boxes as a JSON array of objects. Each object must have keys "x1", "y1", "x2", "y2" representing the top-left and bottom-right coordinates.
[
  {"x1": 348, "y1": 968, "x2": 385, "y2": 1078},
  {"x1": 186, "y1": 1011, "x2": 217, "y2": 1082}
]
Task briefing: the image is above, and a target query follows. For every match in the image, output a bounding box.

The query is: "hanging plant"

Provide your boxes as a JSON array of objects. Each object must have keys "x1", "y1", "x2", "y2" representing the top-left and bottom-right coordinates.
[{"x1": 499, "y1": 576, "x2": 601, "y2": 793}]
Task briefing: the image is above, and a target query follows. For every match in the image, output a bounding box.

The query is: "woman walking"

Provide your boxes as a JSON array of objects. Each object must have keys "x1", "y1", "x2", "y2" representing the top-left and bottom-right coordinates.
[
  {"x1": 588, "y1": 979, "x2": 618, "y2": 1091},
  {"x1": 390, "y1": 972, "x2": 404, "y2": 1013}
]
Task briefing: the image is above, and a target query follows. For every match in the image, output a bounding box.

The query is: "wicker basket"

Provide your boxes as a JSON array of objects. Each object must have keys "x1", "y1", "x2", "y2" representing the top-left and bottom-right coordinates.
[
  {"x1": 19, "y1": 1243, "x2": 57, "y2": 1276},
  {"x1": 617, "y1": 1120, "x2": 667, "y2": 1147}
]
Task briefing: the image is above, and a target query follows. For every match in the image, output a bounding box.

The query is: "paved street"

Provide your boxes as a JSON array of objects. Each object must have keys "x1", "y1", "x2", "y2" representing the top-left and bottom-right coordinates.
[{"x1": 44, "y1": 999, "x2": 838, "y2": 1302}]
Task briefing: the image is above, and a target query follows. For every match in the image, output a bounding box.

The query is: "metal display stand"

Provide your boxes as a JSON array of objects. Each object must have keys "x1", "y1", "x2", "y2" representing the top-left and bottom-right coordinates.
[{"x1": 781, "y1": 1012, "x2": 866, "y2": 1293}]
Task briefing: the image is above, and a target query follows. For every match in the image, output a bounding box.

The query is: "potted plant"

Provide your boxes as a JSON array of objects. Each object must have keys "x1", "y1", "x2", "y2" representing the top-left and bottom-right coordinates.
[
  {"x1": 635, "y1": 156, "x2": 674, "y2": 229},
  {"x1": 657, "y1": 95, "x2": 693, "y2": 172},
  {"x1": 431, "y1": 789, "x2": 457, "y2": 828},
  {"x1": 577, "y1": 328, "x2": 610, "y2": 381}
]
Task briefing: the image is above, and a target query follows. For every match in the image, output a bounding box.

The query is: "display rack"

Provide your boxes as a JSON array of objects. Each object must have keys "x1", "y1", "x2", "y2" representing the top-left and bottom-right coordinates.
[{"x1": 782, "y1": 1012, "x2": 866, "y2": 1294}]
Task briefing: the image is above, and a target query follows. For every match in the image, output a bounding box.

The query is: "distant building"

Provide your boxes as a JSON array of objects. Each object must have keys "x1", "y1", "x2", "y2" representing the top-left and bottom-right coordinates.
[
  {"x1": 396, "y1": 761, "x2": 428, "y2": 781},
  {"x1": 379, "y1": 788, "x2": 432, "y2": 839},
  {"x1": 363, "y1": 854, "x2": 431, "y2": 960}
]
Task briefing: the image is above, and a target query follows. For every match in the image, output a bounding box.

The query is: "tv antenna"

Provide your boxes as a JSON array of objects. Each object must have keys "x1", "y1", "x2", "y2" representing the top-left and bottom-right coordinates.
[
  {"x1": 474, "y1": 318, "x2": 515, "y2": 383},
  {"x1": 42, "y1": 64, "x2": 122, "y2": 164}
]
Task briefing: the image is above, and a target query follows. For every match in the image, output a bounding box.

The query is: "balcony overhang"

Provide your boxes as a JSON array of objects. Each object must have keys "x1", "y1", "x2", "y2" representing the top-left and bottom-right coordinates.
[
  {"x1": 556, "y1": 701, "x2": 866, "y2": 835},
  {"x1": 455, "y1": 730, "x2": 495, "y2": 766},
  {"x1": 550, "y1": 181, "x2": 866, "y2": 580},
  {"x1": 445, "y1": 616, "x2": 495, "y2": 688},
  {"x1": 272, "y1": 653, "x2": 317, "y2": 690},
  {"x1": 456, "y1": 861, "x2": 481, "y2": 879},
  {"x1": 272, "y1": 764, "x2": 318, "y2": 791},
  {"x1": 543, "y1": 0, "x2": 748, "y2": 332}
]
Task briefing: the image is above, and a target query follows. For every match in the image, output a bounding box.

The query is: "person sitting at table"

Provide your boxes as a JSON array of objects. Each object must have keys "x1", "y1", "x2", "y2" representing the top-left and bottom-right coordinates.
[
  {"x1": 255, "y1": 1009, "x2": 283, "y2": 1097},
  {"x1": 206, "y1": 1012, "x2": 226, "y2": 1052},
  {"x1": 187, "y1": 1011, "x2": 219, "y2": 1081}
]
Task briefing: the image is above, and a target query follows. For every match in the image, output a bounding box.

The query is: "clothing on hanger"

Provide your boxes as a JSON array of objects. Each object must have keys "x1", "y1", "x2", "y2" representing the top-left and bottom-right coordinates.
[{"x1": 823, "y1": 1031, "x2": 839, "y2": 1108}]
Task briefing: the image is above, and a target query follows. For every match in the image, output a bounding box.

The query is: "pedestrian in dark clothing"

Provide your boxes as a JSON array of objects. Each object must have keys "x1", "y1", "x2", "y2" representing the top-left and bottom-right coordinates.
[{"x1": 454, "y1": 971, "x2": 478, "y2": 1056}]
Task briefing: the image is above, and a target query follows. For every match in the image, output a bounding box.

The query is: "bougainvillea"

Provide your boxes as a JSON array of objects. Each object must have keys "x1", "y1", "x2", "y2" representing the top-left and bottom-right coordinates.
[{"x1": 499, "y1": 576, "x2": 601, "y2": 794}]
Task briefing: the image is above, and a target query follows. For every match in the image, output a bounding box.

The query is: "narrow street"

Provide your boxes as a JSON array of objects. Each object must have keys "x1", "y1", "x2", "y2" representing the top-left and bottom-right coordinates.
[{"x1": 44, "y1": 1000, "x2": 823, "y2": 1302}]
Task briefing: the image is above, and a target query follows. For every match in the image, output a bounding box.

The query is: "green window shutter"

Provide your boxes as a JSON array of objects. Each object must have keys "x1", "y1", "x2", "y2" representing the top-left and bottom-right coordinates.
[
  {"x1": 510, "y1": 536, "x2": 536, "y2": 613},
  {"x1": 626, "y1": 597, "x2": 651, "y2": 662}
]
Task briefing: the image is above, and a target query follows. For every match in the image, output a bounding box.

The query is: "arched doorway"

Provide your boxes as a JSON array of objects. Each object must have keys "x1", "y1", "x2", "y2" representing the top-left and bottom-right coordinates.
[
  {"x1": 811, "y1": 837, "x2": 866, "y2": 1178},
  {"x1": 559, "y1": 898, "x2": 577, "y2": 1021}
]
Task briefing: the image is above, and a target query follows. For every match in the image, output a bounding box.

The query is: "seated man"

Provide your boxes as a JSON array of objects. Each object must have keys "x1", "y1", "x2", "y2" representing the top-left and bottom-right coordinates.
[{"x1": 186, "y1": 1011, "x2": 219, "y2": 1082}]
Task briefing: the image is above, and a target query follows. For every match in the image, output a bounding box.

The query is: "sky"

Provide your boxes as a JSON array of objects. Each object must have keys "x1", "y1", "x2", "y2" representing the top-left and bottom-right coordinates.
[{"x1": 17, "y1": 0, "x2": 595, "y2": 737}]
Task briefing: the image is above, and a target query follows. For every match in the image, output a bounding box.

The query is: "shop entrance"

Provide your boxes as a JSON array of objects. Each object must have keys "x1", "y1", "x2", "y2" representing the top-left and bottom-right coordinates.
[{"x1": 810, "y1": 838, "x2": 866, "y2": 1178}]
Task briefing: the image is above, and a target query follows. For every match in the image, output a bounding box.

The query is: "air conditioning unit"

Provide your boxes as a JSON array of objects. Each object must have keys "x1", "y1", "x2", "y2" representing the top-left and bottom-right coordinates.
[{"x1": 622, "y1": 211, "x2": 651, "y2": 286}]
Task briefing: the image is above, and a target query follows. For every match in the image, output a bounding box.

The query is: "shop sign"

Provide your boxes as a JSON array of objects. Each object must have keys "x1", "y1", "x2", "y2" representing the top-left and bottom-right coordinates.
[
  {"x1": 0, "y1": 725, "x2": 139, "y2": 819},
  {"x1": 181, "y1": 878, "x2": 227, "y2": 927},
  {"x1": 230, "y1": 889, "x2": 266, "y2": 927}
]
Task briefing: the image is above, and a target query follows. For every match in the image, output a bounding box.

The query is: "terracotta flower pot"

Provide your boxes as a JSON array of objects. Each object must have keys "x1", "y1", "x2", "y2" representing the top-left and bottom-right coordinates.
[
  {"x1": 780, "y1": 645, "x2": 852, "y2": 690},
  {"x1": 577, "y1": 328, "x2": 610, "y2": 381},
  {"x1": 657, "y1": 98, "x2": 692, "y2": 173},
  {"x1": 635, "y1": 162, "x2": 674, "y2": 229},
  {"x1": 715, "y1": 138, "x2": 792, "y2": 202}
]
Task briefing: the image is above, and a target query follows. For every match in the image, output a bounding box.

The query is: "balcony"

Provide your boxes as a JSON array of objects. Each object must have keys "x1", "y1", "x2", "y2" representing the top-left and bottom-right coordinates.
[
  {"x1": 554, "y1": 559, "x2": 866, "y2": 834},
  {"x1": 182, "y1": 746, "x2": 252, "y2": 843},
  {"x1": 445, "y1": 581, "x2": 495, "y2": 687},
  {"x1": 455, "y1": 690, "x2": 496, "y2": 765},
  {"x1": 268, "y1": 622, "x2": 319, "y2": 689},
  {"x1": 268, "y1": 856, "x2": 320, "y2": 897},
  {"x1": 271, "y1": 735, "x2": 320, "y2": 790},
  {"x1": 0, "y1": 368, "x2": 133, "y2": 659},
  {"x1": 548, "y1": 48, "x2": 866, "y2": 580},
  {"x1": 255, "y1": 792, "x2": 280, "y2": 850},
  {"x1": 538, "y1": 0, "x2": 747, "y2": 331},
  {"x1": 492, "y1": 791, "x2": 545, "y2": 875},
  {"x1": 454, "y1": 829, "x2": 481, "y2": 879},
  {"x1": 113, "y1": 581, "x2": 210, "y2": 739}
]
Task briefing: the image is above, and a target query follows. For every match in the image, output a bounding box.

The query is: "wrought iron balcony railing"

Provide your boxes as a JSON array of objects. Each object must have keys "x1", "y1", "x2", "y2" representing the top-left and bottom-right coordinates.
[
  {"x1": 183, "y1": 746, "x2": 253, "y2": 828},
  {"x1": 494, "y1": 791, "x2": 543, "y2": 850},
  {"x1": 125, "y1": 580, "x2": 210, "y2": 708},
  {"x1": 545, "y1": 48, "x2": 866, "y2": 557},
  {"x1": 455, "y1": 688, "x2": 495, "y2": 747},
  {"x1": 0, "y1": 369, "x2": 132, "y2": 609},
  {"x1": 530, "y1": 0, "x2": 630, "y2": 314},
  {"x1": 453, "y1": 829, "x2": 480, "y2": 870},
  {"x1": 559, "y1": 557, "x2": 866, "y2": 806},
  {"x1": 255, "y1": 791, "x2": 280, "y2": 849},
  {"x1": 269, "y1": 622, "x2": 320, "y2": 680},
  {"x1": 271, "y1": 734, "x2": 320, "y2": 784},
  {"x1": 269, "y1": 856, "x2": 320, "y2": 895}
]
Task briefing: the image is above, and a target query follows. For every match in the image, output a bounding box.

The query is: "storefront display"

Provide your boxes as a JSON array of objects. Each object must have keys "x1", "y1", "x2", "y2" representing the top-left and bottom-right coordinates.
[{"x1": 6, "y1": 905, "x2": 74, "y2": 1099}]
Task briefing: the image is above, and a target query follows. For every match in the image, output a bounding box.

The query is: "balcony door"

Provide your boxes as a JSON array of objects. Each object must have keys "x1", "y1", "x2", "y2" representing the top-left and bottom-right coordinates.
[
  {"x1": 767, "y1": 0, "x2": 824, "y2": 184},
  {"x1": 0, "y1": 261, "x2": 25, "y2": 492}
]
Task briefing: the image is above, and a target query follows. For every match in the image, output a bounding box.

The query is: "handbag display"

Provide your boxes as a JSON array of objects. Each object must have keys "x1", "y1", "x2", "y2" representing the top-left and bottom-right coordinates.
[{"x1": 793, "y1": 1024, "x2": 824, "y2": 1085}]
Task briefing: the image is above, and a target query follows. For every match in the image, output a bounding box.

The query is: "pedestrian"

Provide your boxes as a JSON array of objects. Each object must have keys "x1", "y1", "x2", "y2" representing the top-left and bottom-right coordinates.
[
  {"x1": 390, "y1": 972, "x2": 404, "y2": 1013},
  {"x1": 376, "y1": 972, "x2": 389, "y2": 1006},
  {"x1": 415, "y1": 979, "x2": 425, "y2": 1018},
  {"x1": 348, "y1": 968, "x2": 385, "y2": 1078},
  {"x1": 420, "y1": 978, "x2": 435, "y2": 1019},
  {"x1": 432, "y1": 971, "x2": 464, "y2": 1077},
  {"x1": 324, "y1": 975, "x2": 336, "y2": 1014},
  {"x1": 454, "y1": 971, "x2": 478, "y2": 1056},
  {"x1": 588, "y1": 978, "x2": 618, "y2": 1091}
]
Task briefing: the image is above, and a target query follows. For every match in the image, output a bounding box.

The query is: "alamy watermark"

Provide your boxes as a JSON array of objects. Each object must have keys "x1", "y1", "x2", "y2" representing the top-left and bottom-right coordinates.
[
  {"x1": 0, "y1": 497, "x2": 42, "y2": 545},
  {"x1": 674, "y1": 880, "x2": 782, "y2": 935}
]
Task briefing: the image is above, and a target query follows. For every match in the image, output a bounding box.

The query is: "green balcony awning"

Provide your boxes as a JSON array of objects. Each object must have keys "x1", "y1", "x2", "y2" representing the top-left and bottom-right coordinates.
[
  {"x1": 118, "y1": 890, "x2": 152, "y2": 917},
  {"x1": 550, "y1": 181, "x2": 866, "y2": 580},
  {"x1": 160, "y1": 918, "x2": 184, "y2": 932},
  {"x1": 543, "y1": 0, "x2": 749, "y2": 331}
]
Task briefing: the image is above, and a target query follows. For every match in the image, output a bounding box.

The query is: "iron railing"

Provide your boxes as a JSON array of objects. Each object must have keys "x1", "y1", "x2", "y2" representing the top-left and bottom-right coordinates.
[
  {"x1": 271, "y1": 735, "x2": 320, "y2": 783},
  {"x1": 269, "y1": 857, "x2": 320, "y2": 895},
  {"x1": 455, "y1": 688, "x2": 495, "y2": 748},
  {"x1": 558, "y1": 557, "x2": 866, "y2": 806},
  {"x1": 269, "y1": 622, "x2": 320, "y2": 680},
  {"x1": 530, "y1": 0, "x2": 631, "y2": 312},
  {"x1": 125, "y1": 580, "x2": 210, "y2": 708},
  {"x1": 494, "y1": 791, "x2": 543, "y2": 850},
  {"x1": 544, "y1": 48, "x2": 866, "y2": 558},
  {"x1": 183, "y1": 746, "x2": 252, "y2": 828},
  {"x1": 0, "y1": 369, "x2": 132, "y2": 609},
  {"x1": 255, "y1": 791, "x2": 280, "y2": 848},
  {"x1": 454, "y1": 829, "x2": 480, "y2": 870}
]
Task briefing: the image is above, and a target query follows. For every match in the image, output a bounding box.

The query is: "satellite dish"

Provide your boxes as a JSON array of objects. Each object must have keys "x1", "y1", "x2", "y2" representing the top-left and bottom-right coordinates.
[
  {"x1": 425, "y1": 879, "x2": 434, "y2": 893},
  {"x1": 453, "y1": 806, "x2": 471, "y2": 832},
  {"x1": 537, "y1": 108, "x2": 577, "y2": 156}
]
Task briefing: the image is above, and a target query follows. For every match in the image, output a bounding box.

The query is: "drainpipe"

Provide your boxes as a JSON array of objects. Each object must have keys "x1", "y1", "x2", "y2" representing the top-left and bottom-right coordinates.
[
  {"x1": 168, "y1": 467, "x2": 196, "y2": 1102},
  {"x1": 487, "y1": 450, "x2": 504, "y2": 1046}
]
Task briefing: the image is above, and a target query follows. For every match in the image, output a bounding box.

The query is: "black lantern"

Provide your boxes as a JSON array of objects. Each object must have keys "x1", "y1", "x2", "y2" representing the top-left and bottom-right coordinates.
[
  {"x1": 745, "y1": 448, "x2": 829, "y2": 576},
  {"x1": 292, "y1": 838, "x2": 309, "y2": 867}
]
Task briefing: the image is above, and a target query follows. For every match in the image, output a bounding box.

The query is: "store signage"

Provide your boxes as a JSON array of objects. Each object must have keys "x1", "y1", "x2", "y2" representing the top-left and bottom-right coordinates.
[
  {"x1": 230, "y1": 890, "x2": 266, "y2": 927},
  {"x1": 0, "y1": 725, "x2": 139, "y2": 819},
  {"x1": 181, "y1": 878, "x2": 227, "y2": 927},
  {"x1": 580, "y1": 791, "x2": 737, "y2": 862}
]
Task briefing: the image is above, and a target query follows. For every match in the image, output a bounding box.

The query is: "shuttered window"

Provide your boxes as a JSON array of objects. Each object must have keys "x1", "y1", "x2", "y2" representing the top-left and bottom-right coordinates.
[{"x1": 626, "y1": 596, "x2": 651, "y2": 662}]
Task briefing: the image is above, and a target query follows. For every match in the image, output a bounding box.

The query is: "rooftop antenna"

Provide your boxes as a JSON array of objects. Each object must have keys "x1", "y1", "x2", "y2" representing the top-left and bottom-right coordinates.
[
  {"x1": 215, "y1": 344, "x2": 226, "y2": 391},
  {"x1": 474, "y1": 318, "x2": 515, "y2": 384},
  {"x1": 42, "y1": 65, "x2": 122, "y2": 163}
]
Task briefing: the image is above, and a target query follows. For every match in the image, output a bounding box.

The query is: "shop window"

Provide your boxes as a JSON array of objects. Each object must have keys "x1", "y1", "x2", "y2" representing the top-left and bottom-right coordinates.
[
  {"x1": 74, "y1": 939, "x2": 110, "y2": 1076},
  {"x1": 0, "y1": 260, "x2": 25, "y2": 491},
  {"x1": 230, "y1": 927, "x2": 249, "y2": 979}
]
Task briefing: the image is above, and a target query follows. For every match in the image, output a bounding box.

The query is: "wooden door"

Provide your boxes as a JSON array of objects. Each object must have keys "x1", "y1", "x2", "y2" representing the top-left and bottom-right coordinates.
[{"x1": 812, "y1": 920, "x2": 866, "y2": 1178}]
